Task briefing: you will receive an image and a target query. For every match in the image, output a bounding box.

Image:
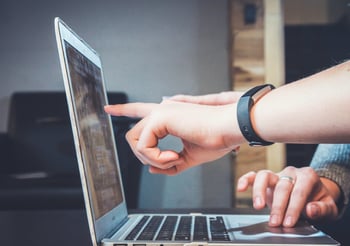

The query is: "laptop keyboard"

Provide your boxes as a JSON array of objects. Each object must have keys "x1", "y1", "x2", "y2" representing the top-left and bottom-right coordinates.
[
  {"x1": 125, "y1": 215, "x2": 229, "y2": 242},
  {"x1": 137, "y1": 216, "x2": 164, "y2": 240},
  {"x1": 157, "y1": 216, "x2": 178, "y2": 240},
  {"x1": 174, "y1": 216, "x2": 192, "y2": 240}
]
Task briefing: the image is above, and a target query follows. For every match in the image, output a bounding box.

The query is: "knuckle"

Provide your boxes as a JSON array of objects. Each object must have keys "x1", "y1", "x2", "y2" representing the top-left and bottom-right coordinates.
[
  {"x1": 283, "y1": 166, "x2": 296, "y2": 173},
  {"x1": 244, "y1": 170, "x2": 256, "y2": 177},
  {"x1": 256, "y1": 169, "x2": 272, "y2": 178},
  {"x1": 301, "y1": 166, "x2": 316, "y2": 176},
  {"x1": 125, "y1": 130, "x2": 133, "y2": 142},
  {"x1": 135, "y1": 143, "x2": 143, "y2": 152},
  {"x1": 299, "y1": 167, "x2": 318, "y2": 184},
  {"x1": 248, "y1": 170, "x2": 257, "y2": 175}
]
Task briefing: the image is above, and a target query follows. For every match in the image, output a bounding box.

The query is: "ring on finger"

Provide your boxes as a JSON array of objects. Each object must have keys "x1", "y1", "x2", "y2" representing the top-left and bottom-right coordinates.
[{"x1": 279, "y1": 175, "x2": 295, "y2": 185}]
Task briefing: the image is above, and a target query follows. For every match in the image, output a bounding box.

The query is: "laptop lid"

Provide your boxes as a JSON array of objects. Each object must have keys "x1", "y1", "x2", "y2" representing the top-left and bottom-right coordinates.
[{"x1": 55, "y1": 17, "x2": 128, "y2": 246}]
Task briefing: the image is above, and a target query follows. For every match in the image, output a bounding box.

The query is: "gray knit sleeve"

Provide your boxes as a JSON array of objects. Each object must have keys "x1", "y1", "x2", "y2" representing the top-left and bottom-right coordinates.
[{"x1": 310, "y1": 144, "x2": 350, "y2": 217}]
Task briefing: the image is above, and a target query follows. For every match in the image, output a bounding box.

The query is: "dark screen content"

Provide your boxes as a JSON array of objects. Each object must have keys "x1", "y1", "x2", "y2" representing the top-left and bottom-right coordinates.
[{"x1": 65, "y1": 41, "x2": 123, "y2": 219}]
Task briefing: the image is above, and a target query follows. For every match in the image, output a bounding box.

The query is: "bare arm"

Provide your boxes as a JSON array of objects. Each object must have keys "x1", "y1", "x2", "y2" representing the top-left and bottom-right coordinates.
[
  {"x1": 105, "y1": 61, "x2": 350, "y2": 175},
  {"x1": 252, "y1": 61, "x2": 350, "y2": 144}
]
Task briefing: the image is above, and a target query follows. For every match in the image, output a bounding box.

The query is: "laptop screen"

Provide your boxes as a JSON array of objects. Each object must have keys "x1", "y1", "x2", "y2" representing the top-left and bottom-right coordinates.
[{"x1": 64, "y1": 41, "x2": 123, "y2": 219}]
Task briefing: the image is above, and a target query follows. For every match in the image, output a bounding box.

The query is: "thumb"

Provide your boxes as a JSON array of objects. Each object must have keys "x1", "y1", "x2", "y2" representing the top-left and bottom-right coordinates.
[{"x1": 305, "y1": 199, "x2": 338, "y2": 220}]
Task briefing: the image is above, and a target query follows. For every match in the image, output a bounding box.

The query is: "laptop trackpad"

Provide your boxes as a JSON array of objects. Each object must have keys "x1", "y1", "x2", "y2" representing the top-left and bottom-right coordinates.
[{"x1": 225, "y1": 215, "x2": 323, "y2": 240}]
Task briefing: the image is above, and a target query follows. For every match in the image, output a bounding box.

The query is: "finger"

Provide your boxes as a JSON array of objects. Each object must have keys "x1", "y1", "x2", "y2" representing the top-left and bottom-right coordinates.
[
  {"x1": 253, "y1": 171, "x2": 279, "y2": 210},
  {"x1": 125, "y1": 118, "x2": 178, "y2": 166},
  {"x1": 149, "y1": 166, "x2": 178, "y2": 176},
  {"x1": 149, "y1": 166, "x2": 183, "y2": 176},
  {"x1": 305, "y1": 198, "x2": 338, "y2": 220},
  {"x1": 168, "y1": 91, "x2": 243, "y2": 105},
  {"x1": 104, "y1": 103, "x2": 158, "y2": 118},
  {"x1": 236, "y1": 171, "x2": 257, "y2": 192},
  {"x1": 268, "y1": 173, "x2": 296, "y2": 227},
  {"x1": 124, "y1": 119, "x2": 147, "y2": 164},
  {"x1": 124, "y1": 118, "x2": 151, "y2": 165},
  {"x1": 265, "y1": 187, "x2": 275, "y2": 208},
  {"x1": 282, "y1": 167, "x2": 320, "y2": 227},
  {"x1": 118, "y1": 105, "x2": 185, "y2": 170},
  {"x1": 145, "y1": 149, "x2": 181, "y2": 168},
  {"x1": 148, "y1": 159, "x2": 189, "y2": 176},
  {"x1": 134, "y1": 113, "x2": 178, "y2": 163},
  {"x1": 136, "y1": 138, "x2": 180, "y2": 168},
  {"x1": 127, "y1": 117, "x2": 182, "y2": 169}
]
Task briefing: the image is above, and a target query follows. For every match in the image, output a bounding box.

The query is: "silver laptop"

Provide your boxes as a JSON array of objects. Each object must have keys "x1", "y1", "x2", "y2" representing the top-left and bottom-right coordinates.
[{"x1": 54, "y1": 17, "x2": 339, "y2": 246}]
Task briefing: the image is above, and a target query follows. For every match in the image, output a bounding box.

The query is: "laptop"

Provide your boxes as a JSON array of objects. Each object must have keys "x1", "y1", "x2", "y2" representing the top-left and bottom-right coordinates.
[{"x1": 54, "y1": 17, "x2": 339, "y2": 246}]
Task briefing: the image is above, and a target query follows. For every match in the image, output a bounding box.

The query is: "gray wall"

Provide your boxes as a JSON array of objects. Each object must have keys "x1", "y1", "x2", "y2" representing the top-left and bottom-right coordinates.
[{"x1": 0, "y1": 0, "x2": 233, "y2": 208}]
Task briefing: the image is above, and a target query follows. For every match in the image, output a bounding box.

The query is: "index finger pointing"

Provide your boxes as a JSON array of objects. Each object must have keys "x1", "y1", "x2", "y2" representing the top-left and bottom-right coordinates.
[{"x1": 104, "y1": 103, "x2": 158, "y2": 118}]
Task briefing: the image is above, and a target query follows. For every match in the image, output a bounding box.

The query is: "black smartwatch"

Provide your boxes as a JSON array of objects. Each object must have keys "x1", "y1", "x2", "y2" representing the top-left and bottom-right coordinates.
[{"x1": 237, "y1": 84, "x2": 275, "y2": 146}]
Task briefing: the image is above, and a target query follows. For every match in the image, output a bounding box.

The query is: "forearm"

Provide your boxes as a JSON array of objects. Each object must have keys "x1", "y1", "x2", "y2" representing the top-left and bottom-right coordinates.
[{"x1": 250, "y1": 61, "x2": 350, "y2": 144}]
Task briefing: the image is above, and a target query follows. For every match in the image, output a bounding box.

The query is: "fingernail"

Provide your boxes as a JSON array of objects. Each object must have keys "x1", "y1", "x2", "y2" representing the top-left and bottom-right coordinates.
[
  {"x1": 310, "y1": 204, "x2": 320, "y2": 217},
  {"x1": 284, "y1": 216, "x2": 293, "y2": 227},
  {"x1": 254, "y1": 196, "x2": 262, "y2": 208},
  {"x1": 237, "y1": 179, "x2": 246, "y2": 190},
  {"x1": 270, "y1": 214, "x2": 279, "y2": 225},
  {"x1": 162, "y1": 96, "x2": 171, "y2": 101}
]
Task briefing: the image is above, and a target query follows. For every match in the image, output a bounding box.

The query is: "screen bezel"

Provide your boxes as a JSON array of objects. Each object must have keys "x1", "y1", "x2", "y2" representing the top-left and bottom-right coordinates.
[{"x1": 55, "y1": 17, "x2": 128, "y2": 245}]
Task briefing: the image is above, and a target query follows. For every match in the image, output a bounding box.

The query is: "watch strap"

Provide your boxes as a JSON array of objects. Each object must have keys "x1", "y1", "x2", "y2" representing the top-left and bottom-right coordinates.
[{"x1": 237, "y1": 84, "x2": 275, "y2": 146}]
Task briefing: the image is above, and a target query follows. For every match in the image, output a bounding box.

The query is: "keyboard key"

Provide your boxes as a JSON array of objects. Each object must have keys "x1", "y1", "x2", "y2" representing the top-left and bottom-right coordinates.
[
  {"x1": 175, "y1": 216, "x2": 192, "y2": 241},
  {"x1": 210, "y1": 216, "x2": 229, "y2": 241},
  {"x1": 156, "y1": 216, "x2": 178, "y2": 240},
  {"x1": 137, "y1": 216, "x2": 164, "y2": 240},
  {"x1": 126, "y1": 215, "x2": 229, "y2": 242},
  {"x1": 125, "y1": 216, "x2": 150, "y2": 240},
  {"x1": 193, "y1": 216, "x2": 209, "y2": 241}
]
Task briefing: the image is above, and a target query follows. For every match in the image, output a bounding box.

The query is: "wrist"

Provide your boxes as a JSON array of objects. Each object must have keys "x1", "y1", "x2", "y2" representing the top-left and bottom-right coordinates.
[
  {"x1": 224, "y1": 103, "x2": 247, "y2": 147},
  {"x1": 236, "y1": 84, "x2": 275, "y2": 146}
]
